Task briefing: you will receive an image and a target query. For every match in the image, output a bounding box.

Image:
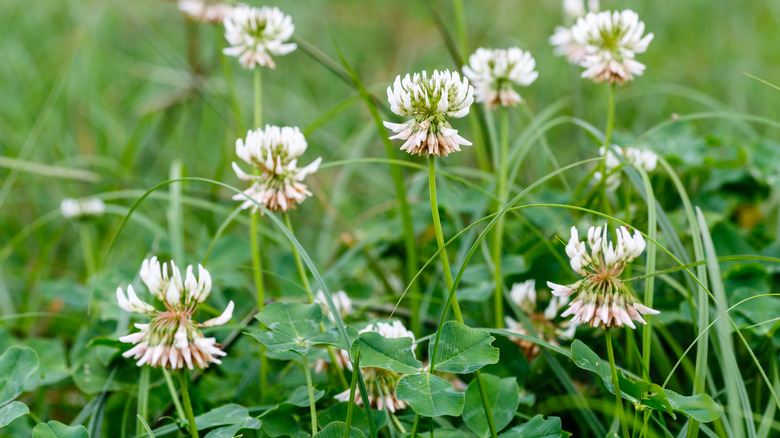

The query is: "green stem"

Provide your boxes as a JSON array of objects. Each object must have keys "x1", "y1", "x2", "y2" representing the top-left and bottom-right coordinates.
[
  {"x1": 451, "y1": 0, "x2": 468, "y2": 65},
  {"x1": 606, "y1": 330, "x2": 630, "y2": 438},
  {"x1": 598, "y1": 83, "x2": 617, "y2": 211},
  {"x1": 492, "y1": 108, "x2": 509, "y2": 328},
  {"x1": 162, "y1": 368, "x2": 186, "y2": 423},
  {"x1": 301, "y1": 355, "x2": 318, "y2": 434},
  {"x1": 284, "y1": 213, "x2": 314, "y2": 302},
  {"x1": 428, "y1": 155, "x2": 497, "y2": 438},
  {"x1": 284, "y1": 213, "x2": 348, "y2": 387},
  {"x1": 136, "y1": 366, "x2": 149, "y2": 436},
  {"x1": 250, "y1": 211, "x2": 268, "y2": 400},
  {"x1": 78, "y1": 224, "x2": 96, "y2": 280},
  {"x1": 410, "y1": 415, "x2": 421, "y2": 438},
  {"x1": 254, "y1": 68, "x2": 262, "y2": 128},
  {"x1": 178, "y1": 371, "x2": 200, "y2": 438},
  {"x1": 344, "y1": 351, "x2": 360, "y2": 438}
]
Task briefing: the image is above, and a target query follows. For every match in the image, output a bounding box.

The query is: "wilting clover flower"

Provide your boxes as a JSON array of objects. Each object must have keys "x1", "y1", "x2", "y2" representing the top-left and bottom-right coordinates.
[
  {"x1": 178, "y1": 0, "x2": 233, "y2": 24},
  {"x1": 60, "y1": 198, "x2": 105, "y2": 219},
  {"x1": 462, "y1": 48, "x2": 538, "y2": 108},
  {"x1": 223, "y1": 4, "x2": 296, "y2": 69},
  {"x1": 333, "y1": 320, "x2": 414, "y2": 413},
  {"x1": 570, "y1": 10, "x2": 654, "y2": 84},
  {"x1": 232, "y1": 125, "x2": 322, "y2": 213},
  {"x1": 594, "y1": 145, "x2": 658, "y2": 189},
  {"x1": 504, "y1": 279, "x2": 578, "y2": 359},
  {"x1": 314, "y1": 290, "x2": 353, "y2": 322},
  {"x1": 384, "y1": 70, "x2": 474, "y2": 157},
  {"x1": 117, "y1": 257, "x2": 234, "y2": 369},
  {"x1": 548, "y1": 226, "x2": 659, "y2": 329}
]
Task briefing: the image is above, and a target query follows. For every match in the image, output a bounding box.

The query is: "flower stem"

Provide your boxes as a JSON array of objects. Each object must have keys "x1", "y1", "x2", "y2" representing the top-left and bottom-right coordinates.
[
  {"x1": 301, "y1": 355, "x2": 318, "y2": 434},
  {"x1": 253, "y1": 68, "x2": 262, "y2": 128},
  {"x1": 428, "y1": 155, "x2": 497, "y2": 438},
  {"x1": 410, "y1": 415, "x2": 421, "y2": 438},
  {"x1": 178, "y1": 371, "x2": 200, "y2": 438},
  {"x1": 606, "y1": 329, "x2": 630, "y2": 438},
  {"x1": 250, "y1": 211, "x2": 268, "y2": 400},
  {"x1": 492, "y1": 107, "x2": 509, "y2": 329},
  {"x1": 597, "y1": 83, "x2": 617, "y2": 211},
  {"x1": 136, "y1": 366, "x2": 149, "y2": 436}
]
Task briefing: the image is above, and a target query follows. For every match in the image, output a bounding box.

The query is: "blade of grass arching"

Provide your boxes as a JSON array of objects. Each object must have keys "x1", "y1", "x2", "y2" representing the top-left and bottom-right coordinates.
[
  {"x1": 697, "y1": 208, "x2": 752, "y2": 438},
  {"x1": 637, "y1": 111, "x2": 780, "y2": 143},
  {"x1": 0, "y1": 29, "x2": 82, "y2": 211},
  {"x1": 742, "y1": 72, "x2": 780, "y2": 93},
  {"x1": 329, "y1": 35, "x2": 421, "y2": 342},
  {"x1": 100, "y1": 177, "x2": 378, "y2": 437},
  {"x1": 635, "y1": 167, "x2": 657, "y2": 384},
  {"x1": 656, "y1": 157, "x2": 710, "y2": 438},
  {"x1": 519, "y1": 99, "x2": 572, "y2": 191},
  {"x1": 168, "y1": 160, "x2": 185, "y2": 263},
  {"x1": 136, "y1": 415, "x2": 157, "y2": 438},
  {"x1": 0, "y1": 156, "x2": 100, "y2": 182}
]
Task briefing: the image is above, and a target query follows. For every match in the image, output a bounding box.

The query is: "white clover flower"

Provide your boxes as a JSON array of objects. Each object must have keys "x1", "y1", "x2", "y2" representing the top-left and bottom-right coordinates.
[
  {"x1": 509, "y1": 280, "x2": 537, "y2": 313},
  {"x1": 314, "y1": 290, "x2": 353, "y2": 322},
  {"x1": 178, "y1": 0, "x2": 233, "y2": 24},
  {"x1": 231, "y1": 125, "x2": 322, "y2": 213},
  {"x1": 118, "y1": 258, "x2": 233, "y2": 369},
  {"x1": 223, "y1": 4, "x2": 296, "y2": 69},
  {"x1": 563, "y1": 0, "x2": 599, "y2": 20},
  {"x1": 360, "y1": 320, "x2": 415, "y2": 342},
  {"x1": 462, "y1": 48, "x2": 538, "y2": 108},
  {"x1": 61, "y1": 198, "x2": 105, "y2": 220},
  {"x1": 570, "y1": 10, "x2": 654, "y2": 84},
  {"x1": 548, "y1": 225, "x2": 658, "y2": 329},
  {"x1": 594, "y1": 145, "x2": 658, "y2": 189},
  {"x1": 384, "y1": 70, "x2": 474, "y2": 157}
]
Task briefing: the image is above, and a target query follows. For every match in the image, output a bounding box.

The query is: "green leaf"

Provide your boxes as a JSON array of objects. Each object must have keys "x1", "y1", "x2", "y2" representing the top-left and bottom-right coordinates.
[
  {"x1": 0, "y1": 346, "x2": 39, "y2": 406},
  {"x1": 351, "y1": 332, "x2": 422, "y2": 374},
  {"x1": 0, "y1": 401, "x2": 29, "y2": 428},
  {"x1": 247, "y1": 303, "x2": 323, "y2": 355},
  {"x1": 319, "y1": 403, "x2": 386, "y2": 437},
  {"x1": 571, "y1": 340, "x2": 701, "y2": 419},
  {"x1": 666, "y1": 389, "x2": 723, "y2": 423},
  {"x1": 499, "y1": 415, "x2": 563, "y2": 438},
  {"x1": 463, "y1": 374, "x2": 520, "y2": 436},
  {"x1": 429, "y1": 322, "x2": 499, "y2": 374},
  {"x1": 283, "y1": 386, "x2": 325, "y2": 407},
  {"x1": 194, "y1": 404, "x2": 251, "y2": 429},
  {"x1": 312, "y1": 421, "x2": 366, "y2": 438},
  {"x1": 32, "y1": 421, "x2": 89, "y2": 438},
  {"x1": 395, "y1": 373, "x2": 464, "y2": 417},
  {"x1": 23, "y1": 338, "x2": 68, "y2": 391},
  {"x1": 310, "y1": 326, "x2": 359, "y2": 351},
  {"x1": 260, "y1": 411, "x2": 302, "y2": 437}
]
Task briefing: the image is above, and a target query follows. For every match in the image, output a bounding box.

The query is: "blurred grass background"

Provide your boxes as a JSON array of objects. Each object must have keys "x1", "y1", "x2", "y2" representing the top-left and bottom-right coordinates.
[{"x1": 1, "y1": 0, "x2": 780, "y2": 434}]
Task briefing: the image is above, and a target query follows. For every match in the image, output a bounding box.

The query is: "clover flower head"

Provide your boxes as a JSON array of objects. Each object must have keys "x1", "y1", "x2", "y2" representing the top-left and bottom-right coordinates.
[
  {"x1": 61, "y1": 198, "x2": 105, "y2": 219},
  {"x1": 384, "y1": 70, "x2": 474, "y2": 157},
  {"x1": 570, "y1": 9, "x2": 654, "y2": 84},
  {"x1": 563, "y1": 0, "x2": 599, "y2": 20},
  {"x1": 178, "y1": 0, "x2": 233, "y2": 23},
  {"x1": 231, "y1": 125, "x2": 321, "y2": 213},
  {"x1": 223, "y1": 4, "x2": 296, "y2": 69},
  {"x1": 548, "y1": 225, "x2": 658, "y2": 329},
  {"x1": 117, "y1": 257, "x2": 233, "y2": 369},
  {"x1": 462, "y1": 48, "x2": 538, "y2": 108},
  {"x1": 594, "y1": 145, "x2": 658, "y2": 189},
  {"x1": 314, "y1": 290, "x2": 353, "y2": 322},
  {"x1": 505, "y1": 279, "x2": 578, "y2": 359}
]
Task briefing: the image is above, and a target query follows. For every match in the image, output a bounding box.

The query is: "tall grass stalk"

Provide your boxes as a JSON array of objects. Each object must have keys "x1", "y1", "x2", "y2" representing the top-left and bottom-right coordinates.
[
  {"x1": 301, "y1": 355, "x2": 318, "y2": 434},
  {"x1": 427, "y1": 155, "x2": 497, "y2": 438}
]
